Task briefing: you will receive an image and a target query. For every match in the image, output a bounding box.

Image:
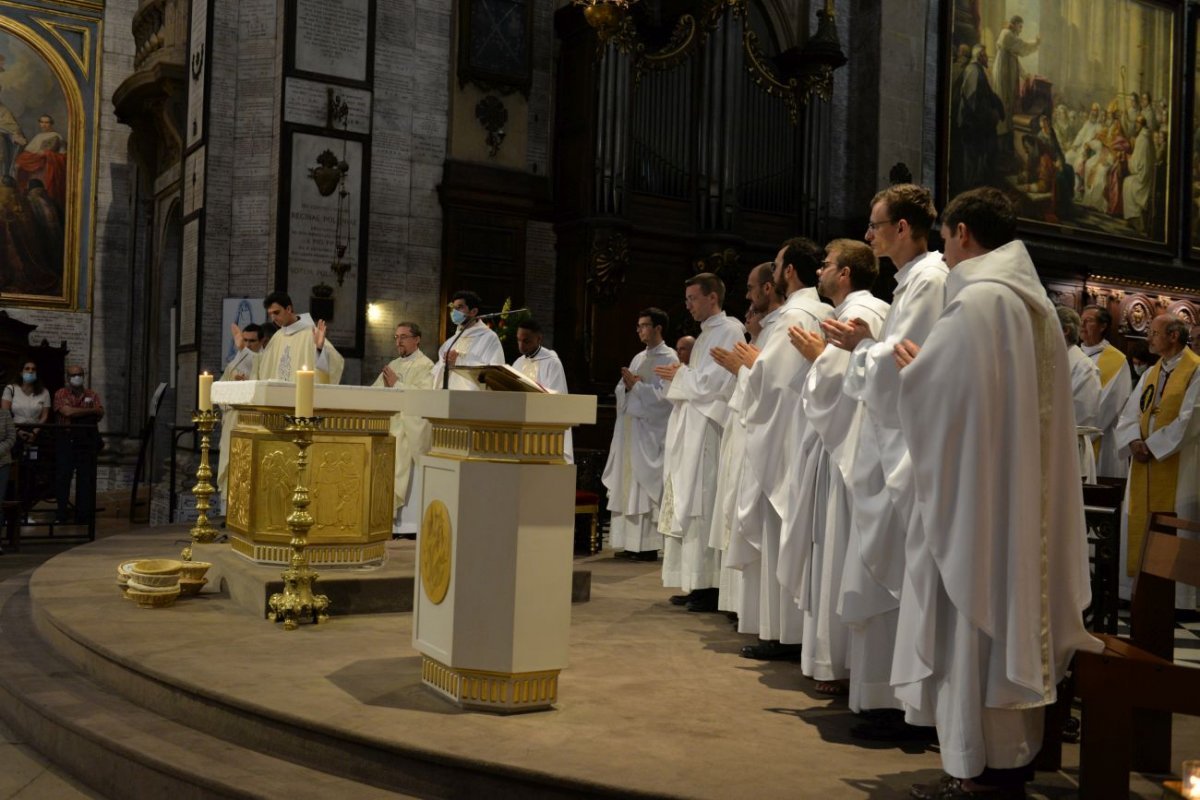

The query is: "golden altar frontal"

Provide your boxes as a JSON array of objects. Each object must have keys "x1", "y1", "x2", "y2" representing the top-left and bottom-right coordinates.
[{"x1": 212, "y1": 381, "x2": 406, "y2": 567}]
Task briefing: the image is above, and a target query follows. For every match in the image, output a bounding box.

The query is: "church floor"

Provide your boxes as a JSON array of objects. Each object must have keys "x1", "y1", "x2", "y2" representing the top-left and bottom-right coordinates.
[{"x1": 0, "y1": 524, "x2": 1197, "y2": 799}]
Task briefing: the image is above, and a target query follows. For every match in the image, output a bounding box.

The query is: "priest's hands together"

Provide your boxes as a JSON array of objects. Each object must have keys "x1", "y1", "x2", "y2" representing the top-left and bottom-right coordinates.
[
  {"x1": 711, "y1": 347, "x2": 740, "y2": 374},
  {"x1": 620, "y1": 367, "x2": 641, "y2": 390},
  {"x1": 893, "y1": 339, "x2": 920, "y2": 370},
  {"x1": 1129, "y1": 440, "x2": 1153, "y2": 463},
  {"x1": 822, "y1": 318, "x2": 872, "y2": 351},
  {"x1": 654, "y1": 363, "x2": 681, "y2": 381},
  {"x1": 313, "y1": 320, "x2": 327, "y2": 351},
  {"x1": 733, "y1": 341, "x2": 760, "y2": 368},
  {"x1": 789, "y1": 326, "x2": 825, "y2": 361},
  {"x1": 381, "y1": 365, "x2": 398, "y2": 388}
]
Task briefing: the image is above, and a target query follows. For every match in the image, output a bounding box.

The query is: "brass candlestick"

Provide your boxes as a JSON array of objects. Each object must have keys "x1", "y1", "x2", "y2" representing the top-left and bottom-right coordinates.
[
  {"x1": 268, "y1": 416, "x2": 331, "y2": 630},
  {"x1": 189, "y1": 409, "x2": 221, "y2": 546}
]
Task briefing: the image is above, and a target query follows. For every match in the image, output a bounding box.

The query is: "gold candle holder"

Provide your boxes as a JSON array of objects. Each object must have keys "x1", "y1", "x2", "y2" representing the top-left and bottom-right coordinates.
[
  {"x1": 267, "y1": 415, "x2": 331, "y2": 631},
  {"x1": 189, "y1": 408, "x2": 221, "y2": 546}
]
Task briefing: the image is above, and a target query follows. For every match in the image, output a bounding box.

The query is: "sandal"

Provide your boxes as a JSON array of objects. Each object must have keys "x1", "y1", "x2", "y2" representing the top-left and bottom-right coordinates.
[{"x1": 813, "y1": 679, "x2": 849, "y2": 696}]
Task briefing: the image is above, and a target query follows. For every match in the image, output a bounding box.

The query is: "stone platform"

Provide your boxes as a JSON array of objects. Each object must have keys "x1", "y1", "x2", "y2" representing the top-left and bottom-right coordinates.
[{"x1": 0, "y1": 526, "x2": 1193, "y2": 799}]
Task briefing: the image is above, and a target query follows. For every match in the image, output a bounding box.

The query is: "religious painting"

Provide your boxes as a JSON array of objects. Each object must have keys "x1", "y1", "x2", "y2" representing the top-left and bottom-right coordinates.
[
  {"x1": 942, "y1": 0, "x2": 1179, "y2": 250},
  {"x1": 0, "y1": 15, "x2": 85, "y2": 307}
]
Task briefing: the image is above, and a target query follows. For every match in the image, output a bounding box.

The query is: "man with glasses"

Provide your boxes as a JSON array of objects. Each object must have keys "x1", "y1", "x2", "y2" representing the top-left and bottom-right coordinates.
[
  {"x1": 432, "y1": 290, "x2": 504, "y2": 390},
  {"x1": 602, "y1": 308, "x2": 678, "y2": 561},
  {"x1": 821, "y1": 183, "x2": 948, "y2": 740},
  {"x1": 373, "y1": 322, "x2": 435, "y2": 537},
  {"x1": 1115, "y1": 314, "x2": 1200, "y2": 611}
]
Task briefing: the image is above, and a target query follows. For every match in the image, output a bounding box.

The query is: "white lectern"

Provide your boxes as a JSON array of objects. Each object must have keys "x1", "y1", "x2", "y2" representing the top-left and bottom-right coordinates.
[{"x1": 399, "y1": 390, "x2": 597, "y2": 713}]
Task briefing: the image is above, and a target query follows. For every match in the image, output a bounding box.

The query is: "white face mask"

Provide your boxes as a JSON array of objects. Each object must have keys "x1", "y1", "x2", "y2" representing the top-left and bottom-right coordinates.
[
  {"x1": 450, "y1": 309, "x2": 468, "y2": 326},
  {"x1": 69, "y1": 375, "x2": 84, "y2": 387}
]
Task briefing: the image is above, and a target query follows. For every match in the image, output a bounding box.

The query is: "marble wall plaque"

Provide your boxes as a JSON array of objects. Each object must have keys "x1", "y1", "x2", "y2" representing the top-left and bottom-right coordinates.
[
  {"x1": 286, "y1": 132, "x2": 364, "y2": 349},
  {"x1": 180, "y1": 220, "x2": 200, "y2": 347},
  {"x1": 294, "y1": 0, "x2": 370, "y2": 82},
  {"x1": 186, "y1": 0, "x2": 209, "y2": 149},
  {"x1": 285, "y1": 78, "x2": 372, "y2": 133}
]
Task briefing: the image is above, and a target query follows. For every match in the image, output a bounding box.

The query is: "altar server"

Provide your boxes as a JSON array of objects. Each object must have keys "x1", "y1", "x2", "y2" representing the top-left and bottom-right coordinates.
[
  {"x1": 1079, "y1": 305, "x2": 1132, "y2": 478},
  {"x1": 513, "y1": 318, "x2": 572, "y2": 462},
  {"x1": 432, "y1": 290, "x2": 504, "y2": 390}
]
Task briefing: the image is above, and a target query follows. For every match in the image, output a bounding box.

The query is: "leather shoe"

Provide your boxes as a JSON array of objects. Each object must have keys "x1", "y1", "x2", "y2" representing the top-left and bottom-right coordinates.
[
  {"x1": 668, "y1": 592, "x2": 693, "y2": 606},
  {"x1": 740, "y1": 640, "x2": 802, "y2": 660},
  {"x1": 911, "y1": 775, "x2": 1026, "y2": 799},
  {"x1": 684, "y1": 588, "x2": 719, "y2": 612},
  {"x1": 631, "y1": 550, "x2": 659, "y2": 562}
]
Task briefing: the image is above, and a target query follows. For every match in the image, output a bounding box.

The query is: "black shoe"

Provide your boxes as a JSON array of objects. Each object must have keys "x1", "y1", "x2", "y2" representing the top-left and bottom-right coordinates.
[
  {"x1": 614, "y1": 550, "x2": 636, "y2": 560},
  {"x1": 668, "y1": 592, "x2": 694, "y2": 606},
  {"x1": 851, "y1": 713, "x2": 937, "y2": 743},
  {"x1": 740, "y1": 640, "x2": 803, "y2": 660},
  {"x1": 685, "y1": 588, "x2": 719, "y2": 612},
  {"x1": 911, "y1": 775, "x2": 1026, "y2": 799},
  {"x1": 631, "y1": 550, "x2": 659, "y2": 562}
]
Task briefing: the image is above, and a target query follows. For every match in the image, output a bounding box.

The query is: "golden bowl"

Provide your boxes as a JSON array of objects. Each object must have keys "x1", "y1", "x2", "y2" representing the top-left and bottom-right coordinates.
[
  {"x1": 126, "y1": 586, "x2": 181, "y2": 608},
  {"x1": 179, "y1": 561, "x2": 212, "y2": 582},
  {"x1": 129, "y1": 559, "x2": 184, "y2": 588},
  {"x1": 179, "y1": 577, "x2": 208, "y2": 596}
]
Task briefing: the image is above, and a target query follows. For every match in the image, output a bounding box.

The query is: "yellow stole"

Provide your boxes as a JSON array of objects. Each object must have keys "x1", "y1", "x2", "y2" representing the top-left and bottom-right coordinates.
[
  {"x1": 1091, "y1": 344, "x2": 1127, "y2": 459},
  {"x1": 1126, "y1": 348, "x2": 1200, "y2": 575}
]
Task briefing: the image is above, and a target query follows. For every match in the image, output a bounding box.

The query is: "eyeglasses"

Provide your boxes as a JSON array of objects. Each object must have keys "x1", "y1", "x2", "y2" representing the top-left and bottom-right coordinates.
[
  {"x1": 635, "y1": 323, "x2": 654, "y2": 329},
  {"x1": 866, "y1": 219, "x2": 897, "y2": 232},
  {"x1": 394, "y1": 334, "x2": 417, "y2": 340}
]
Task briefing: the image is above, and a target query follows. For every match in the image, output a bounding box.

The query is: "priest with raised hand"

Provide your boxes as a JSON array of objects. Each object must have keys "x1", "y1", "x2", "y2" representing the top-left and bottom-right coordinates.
[
  {"x1": 431, "y1": 290, "x2": 504, "y2": 390},
  {"x1": 512, "y1": 318, "x2": 572, "y2": 462},
  {"x1": 372, "y1": 321, "x2": 434, "y2": 537},
  {"x1": 719, "y1": 240, "x2": 833, "y2": 658},
  {"x1": 892, "y1": 187, "x2": 1100, "y2": 800},
  {"x1": 252, "y1": 291, "x2": 345, "y2": 384},
  {"x1": 823, "y1": 184, "x2": 947, "y2": 737},
  {"x1": 710, "y1": 264, "x2": 782, "y2": 624},
  {"x1": 602, "y1": 307, "x2": 678, "y2": 561},
  {"x1": 788, "y1": 239, "x2": 889, "y2": 695},
  {"x1": 1115, "y1": 313, "x2": 1200, "y2": 610},
  {"x1": 215, "y1": 322, "x2": 264, "y2": 512},
  {"x1": 656, "y1": 273, "x2": 745, "y2": 613},
  {"x1": 1079, "y1": 305, "x2": 1132, "y2": 478}
]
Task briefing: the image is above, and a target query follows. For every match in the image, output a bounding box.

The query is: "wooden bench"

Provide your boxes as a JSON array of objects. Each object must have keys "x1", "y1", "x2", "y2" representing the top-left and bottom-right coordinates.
[{"x1": 1075, "y1": 512, "x2": 1200, "y2": 798}]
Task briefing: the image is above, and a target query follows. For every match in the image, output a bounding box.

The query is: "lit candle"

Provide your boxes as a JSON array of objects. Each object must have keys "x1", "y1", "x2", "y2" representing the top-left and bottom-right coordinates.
[
  {"x1": 296, "y1": 366, "x2": 315, "y2": 418},
  {"x1": 198, "y1": 371, "x2": 212, "y2": 411},
  {"x1": 1185, "y1": 760, "x2": 1200, "y2": 799}
]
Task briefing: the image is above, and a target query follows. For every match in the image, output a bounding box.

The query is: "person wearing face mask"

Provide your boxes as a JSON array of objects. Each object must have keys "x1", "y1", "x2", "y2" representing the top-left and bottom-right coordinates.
[
  {"x1": 2, "y1": 360, "x2": 51, "y2": 442},
  {"x1": 53, "y1": 365, "x2": 104, "y2": 525},
  {"x1": 431, "y1": 290, "x2": 504, "y2": 390}
]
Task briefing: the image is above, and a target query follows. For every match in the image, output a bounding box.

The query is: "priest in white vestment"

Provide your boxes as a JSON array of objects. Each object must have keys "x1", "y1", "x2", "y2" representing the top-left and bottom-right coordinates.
[
  {"x1": 431, "y1": 290, "x2": 505, "y2": 390},
  {"x1": 1122, "y1": 116, "x2": 1155, "y2": 233},
  {"x1": 790, "y1": 240, "x2": 889, "y2": 692},
  {"x1": 602, "y1": 308, "x2": 677, "y2": 559},
  {"x1": 709, "y1": 264, "x2": 781, "y2": 625},
  {"x1": 656, "y1": 273, "x2": 746, "y2": 611},
  {"x1": 215, "y1": 323, "x2": 264, "y2": 513},
  {"x1": 720, "y1": 242, "x2": 832, "y2": 658},
  {"x1": 711, "y1": 273, "x2": 779, "y2": 617},
  {"x1": 371, "y1": 322, "x2": 434, "y2": 535},
  {"x1": 252, "y1": 293, "x2": 345, "y2": 384},
  {"x1": 512, "y1": 318, "x2": 572, "y2": 463},
  {"x1": 1115, "y1": 314, "x2": 1200, "y2": 610},
  {"x1": 893, "y1": 188, "x2": 1100, "y2": 797},
  {"x1": 823, "y1": 184, "x2": 948, "y2": 725},
  {"x1": 1080, "y1": 305, "x2": 1132, "y2": 478},
  {"x1": 1057, "y1": 306, "x2": 1102, "y2": 480}
]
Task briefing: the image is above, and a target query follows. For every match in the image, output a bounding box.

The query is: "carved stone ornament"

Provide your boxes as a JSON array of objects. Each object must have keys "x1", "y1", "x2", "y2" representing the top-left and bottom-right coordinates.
[
  {"x1": 475, "y1": 95, "x2": 508, "y2": 157},
  {"x1": 1118, "y1": 294, "x2": 1155, "y2": 335},
  {"x1": 309, "y1": 150, "x2": 347, "y2": 197},
  {"x1": 587, "y1": 231, "x2": 630, "y2": 302}
]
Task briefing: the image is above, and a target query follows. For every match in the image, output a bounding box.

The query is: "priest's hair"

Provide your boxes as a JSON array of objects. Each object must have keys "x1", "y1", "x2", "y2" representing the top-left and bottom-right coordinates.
[
  {"x1": 940, "y1": 187, "x2": 1017, "y2": 250},
  {"x1": 517, "y1": 318, "x2": 542, "y2": 334},
  {"x1": 826, "y1": 239, "x2": 879, "y2": 292},
  {"x1": 451, "y1": 290, "x2": 483, "y2": 312},
  {"x1": 638, "y1": 307, "x2": 669, "y2": 332},
  {"x1": 685, "y1": 272, "x2": 726, "y2": 307},
  {"x1": 264, "y1": 290, "x2": 293, "y2": 310},
  {"x1": 779, "y1": 237, "x2": 823, "y2": 289},
  {"x1": 1163, "y1": 316, "x2": 1188, "y2": 346},
  {"x1": 1081, "y1": 305, "x2": 1112, "y2": 334},
  {"x1": 752, "y1": 262, "x2": 784, "y2": 301},
  {"x1": 871, "y1": 183, "x2": 937, "y2": 239},
  {"x1": 396, "y1": 321, "x2": 421, "y2": 338},
  {"x1": 1056, "y1": 306, "x2": 1082, "y2": 345}
]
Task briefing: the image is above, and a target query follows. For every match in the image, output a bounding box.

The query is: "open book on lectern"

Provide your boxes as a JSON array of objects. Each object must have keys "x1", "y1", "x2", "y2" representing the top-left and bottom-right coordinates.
[{"x1": 453, "y1": 365, "x2": 551, "y2": 393}]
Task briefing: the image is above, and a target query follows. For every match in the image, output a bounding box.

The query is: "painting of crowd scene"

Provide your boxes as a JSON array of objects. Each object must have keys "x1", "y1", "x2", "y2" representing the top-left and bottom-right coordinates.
[
  {"x1": 0, "y1": 29, "x2": 70, "y2": 302},
  {"x1": 945, "y1": 0, "x2": 1177, "y2": 248}
]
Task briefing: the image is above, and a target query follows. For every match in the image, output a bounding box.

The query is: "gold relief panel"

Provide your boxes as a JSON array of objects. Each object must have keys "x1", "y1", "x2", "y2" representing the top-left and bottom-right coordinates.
[
  {"x1": 370, "y1": 441, "x2": 395, "y2": 531},
  {"x1": 420, "y1": 500, "x2": 452, "y2": 605},
  {"x1": 428, "y1": 421, "x2": 568, "y2": 464},
  {"x1": 227, "y1": 436, "x2": 254, "y2": 532},
  {"x1": 310, "y1": 442, "x2": 365, "y2": 533},
  {"x1": 236, "y1": 407, "x2": 391, "y2": 436},
  {"x1": 420, "y1": 656, "x2": 559, "y2": 712},
  {"x1": 256, "y1": 444, "x2": 299, "y2": 533}
]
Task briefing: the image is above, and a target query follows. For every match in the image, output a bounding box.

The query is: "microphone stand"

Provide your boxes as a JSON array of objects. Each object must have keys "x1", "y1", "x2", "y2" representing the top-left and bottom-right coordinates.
[{"x1": 440, "y1": 308, "x2": 530, "y2": 390}]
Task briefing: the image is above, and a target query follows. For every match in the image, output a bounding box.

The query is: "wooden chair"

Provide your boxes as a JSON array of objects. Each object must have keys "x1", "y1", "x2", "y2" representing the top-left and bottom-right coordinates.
[
  {"x1": 574, "y1": 490, "x2": 600, "y2": 555},
  {"x1": 1082, "y1": 481, "x2": 1124, "y2": 634},
  {"x1": 1075, "y1": 512, "x2": 1200, "y2": 799}
]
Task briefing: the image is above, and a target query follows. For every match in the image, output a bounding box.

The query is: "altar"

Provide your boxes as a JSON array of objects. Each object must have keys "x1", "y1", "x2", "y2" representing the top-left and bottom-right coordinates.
[{"x1": 211, "y1": 381, "x2": 405, "y2": 567}]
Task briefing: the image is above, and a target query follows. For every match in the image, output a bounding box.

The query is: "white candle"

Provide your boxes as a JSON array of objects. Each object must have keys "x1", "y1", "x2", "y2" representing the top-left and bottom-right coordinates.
[
  {"x1": 198, "y1": 372, "x2": 212, "y2": 411},
  {"x1": 296, "y1": 366, "x2": 314, "y2": 417}
]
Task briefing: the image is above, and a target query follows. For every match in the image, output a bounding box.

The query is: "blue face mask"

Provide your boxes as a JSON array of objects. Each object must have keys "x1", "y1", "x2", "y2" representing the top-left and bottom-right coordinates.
[
  {"x1": 22, "y1": 372, "x2": 37, "y2": 384},
  {"x1": 450, "y1": 309, "x2": 468, "y2": 326}
]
